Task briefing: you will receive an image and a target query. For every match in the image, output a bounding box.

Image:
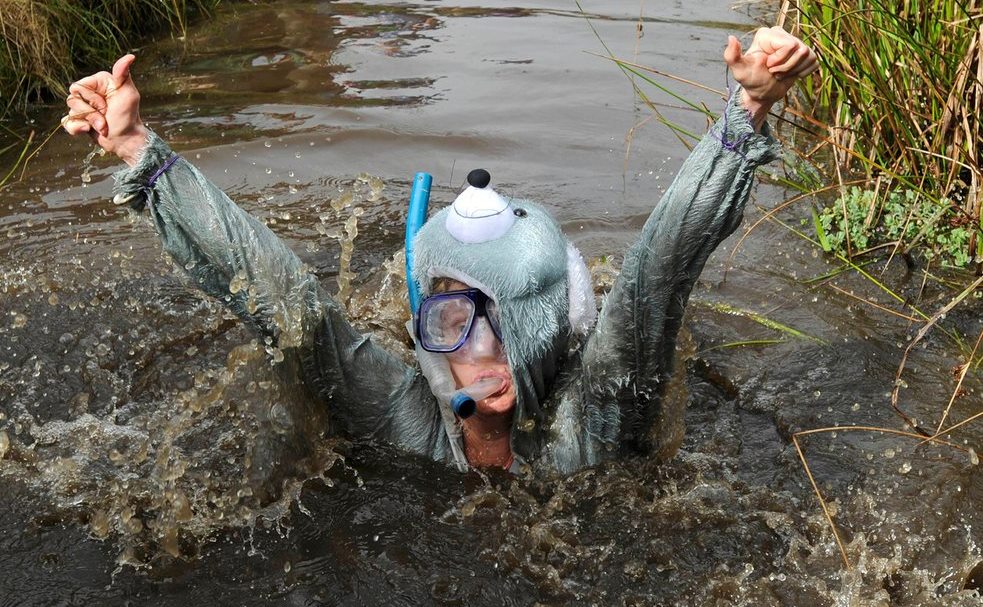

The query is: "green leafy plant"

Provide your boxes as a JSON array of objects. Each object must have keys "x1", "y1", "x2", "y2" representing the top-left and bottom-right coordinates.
[{"x1": 816, "y1": 187, "x2": 972, "y2": 267}]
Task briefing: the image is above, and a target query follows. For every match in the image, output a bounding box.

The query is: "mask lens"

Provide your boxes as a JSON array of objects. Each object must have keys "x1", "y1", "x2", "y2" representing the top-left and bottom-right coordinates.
[
  {"x1": 446, "y1": 315, "x2": 506, "y2": 363},
  {"x1": 420, "y1": 294, "x2": 476, "y2": 351},
  {"x1": 485, "y1": 297, "x2": 503, "y2": 342}
]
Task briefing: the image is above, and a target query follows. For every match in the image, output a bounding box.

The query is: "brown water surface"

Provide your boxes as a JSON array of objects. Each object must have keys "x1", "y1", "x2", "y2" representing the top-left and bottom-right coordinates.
[{"x1": 0, "y1": 1, "x2": 980, "y2": 605}]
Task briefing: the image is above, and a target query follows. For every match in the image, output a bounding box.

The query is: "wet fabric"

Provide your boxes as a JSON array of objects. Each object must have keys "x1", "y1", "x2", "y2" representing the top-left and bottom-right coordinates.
[{"x1": 112, "y1": 89, "x2": 778, "y2": 475}]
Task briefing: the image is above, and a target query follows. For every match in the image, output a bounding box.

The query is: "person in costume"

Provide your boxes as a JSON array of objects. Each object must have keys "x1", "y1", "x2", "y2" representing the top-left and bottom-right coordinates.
[{"x1": 61, "y1": 28, "x2": 817, "y2": 474}]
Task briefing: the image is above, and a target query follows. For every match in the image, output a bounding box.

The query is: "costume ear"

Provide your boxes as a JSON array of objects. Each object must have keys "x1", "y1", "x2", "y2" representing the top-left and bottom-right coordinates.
[{"x1": 566, "y1": 242, "x2": 596, "y2": 334}]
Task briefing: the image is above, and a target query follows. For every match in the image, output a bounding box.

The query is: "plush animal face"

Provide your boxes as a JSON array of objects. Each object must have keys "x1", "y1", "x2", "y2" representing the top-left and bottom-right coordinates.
[{"x1": 411, "y1": 169, "x2": 595, "y2": 456}]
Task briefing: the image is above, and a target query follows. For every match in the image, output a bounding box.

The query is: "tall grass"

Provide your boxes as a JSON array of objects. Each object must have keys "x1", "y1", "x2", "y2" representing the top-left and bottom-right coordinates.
[
  {"x1": 786, "y1": 0, "x2": 983, "y2": 268},
  {"x1": 0, "y1": 0, "x2": 220, "y2": 118}
]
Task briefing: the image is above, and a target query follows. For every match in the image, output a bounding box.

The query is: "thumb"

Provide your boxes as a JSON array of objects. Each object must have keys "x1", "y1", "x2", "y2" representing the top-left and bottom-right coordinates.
[
  {"x1": 723, "y1": 35, "x2": 743, "y2": 68},
  {"x1": 110, "y1": 54, "x2": 136, "y2": 90}
]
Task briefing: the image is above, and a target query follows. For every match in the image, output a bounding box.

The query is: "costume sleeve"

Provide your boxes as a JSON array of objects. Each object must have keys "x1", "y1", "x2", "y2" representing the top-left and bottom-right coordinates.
[
  {"x1": 112, "y1": 130, "x2": 412, "y2": 436},
  {"x1": 575, "y1": 89, "x2": 779, "y2": 458}
]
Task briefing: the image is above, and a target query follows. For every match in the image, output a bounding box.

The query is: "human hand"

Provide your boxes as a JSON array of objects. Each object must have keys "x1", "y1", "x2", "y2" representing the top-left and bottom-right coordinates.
[
  {"x1": 62, "y1": 54, "x2": 148, "y2": 167},
  {"x1": 723, "y1": 27, "x2": 818, "y2": 130}
]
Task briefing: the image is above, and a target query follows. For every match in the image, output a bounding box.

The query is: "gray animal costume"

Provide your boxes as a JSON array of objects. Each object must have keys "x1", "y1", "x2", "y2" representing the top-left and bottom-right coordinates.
[{"x1": 113, "y1": 90, "x2": 777, "y2": 475}]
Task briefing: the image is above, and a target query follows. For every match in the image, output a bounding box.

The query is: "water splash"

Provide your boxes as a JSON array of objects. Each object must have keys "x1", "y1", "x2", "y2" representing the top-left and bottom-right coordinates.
[{"x1": 80, "y1": 145, "x2": 107, "y2": 184}]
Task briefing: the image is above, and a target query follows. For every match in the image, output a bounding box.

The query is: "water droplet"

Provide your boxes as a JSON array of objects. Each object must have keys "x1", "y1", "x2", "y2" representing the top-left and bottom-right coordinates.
[
  {"x1": 898, "y1": 462, "x2": 912, "y2": 474},
  {"x1": 229, "y1": 275, "x2": 246, "y2": 295},
  {"x1": 0, "y1": 431, "x2": 9, "y2": 459},
  {"x1": 89, "y1": 510, "x2": 110, "y2": 539},
  {"x1": 884, "y1": 448, "x2": 896, "y2": 459},
  {"x1": 517, "y1": 419, "x2": 536, "y2": 432},
  {"x1": 264, "y1": 141, "x2": 272, "y2": 148},
  {"x1": 970, "y1": 448, "x2": 979, "y2": 466},
  {"x1": 124, "y1": 515, "x2": 143, "y2": 535},
  {"x1": 283, "y1": 561, "x2": 292, "y2": 573}
]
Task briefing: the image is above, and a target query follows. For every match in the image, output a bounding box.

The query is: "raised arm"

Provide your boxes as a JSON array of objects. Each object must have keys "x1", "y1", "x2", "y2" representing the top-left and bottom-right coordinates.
[
  {"x1": 62, "y1": 56, "x2": 413, "y2": 434},
  {"x1": 549, "y1": 29, "x2": 817, "y2": 470}
]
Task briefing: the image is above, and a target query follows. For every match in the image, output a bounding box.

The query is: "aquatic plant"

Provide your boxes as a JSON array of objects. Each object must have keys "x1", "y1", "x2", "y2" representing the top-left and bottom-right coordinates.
[
  {"x1": 0, "y1": 0, "x2": 220, "y2": 117},
  {"x1": 786, "y1": 0, "x2": 983, "y2": 268},
  {"x1": 814, "y1": 187, "x2": 973, "y2": 267}
]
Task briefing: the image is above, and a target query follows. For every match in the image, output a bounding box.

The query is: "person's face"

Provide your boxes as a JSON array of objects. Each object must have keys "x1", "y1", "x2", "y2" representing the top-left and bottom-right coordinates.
[{"x1": 434, "y1": 279, "x2": 516, "y2": 416}]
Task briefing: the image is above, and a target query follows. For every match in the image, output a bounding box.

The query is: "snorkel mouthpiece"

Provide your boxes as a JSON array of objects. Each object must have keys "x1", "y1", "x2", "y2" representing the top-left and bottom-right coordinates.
[
  {"x1": 450, "y1": 393, "x2": 476, "y2": 418},
  {"x1": 449, "y1": 377, "x2": 504, "y2": 419}
]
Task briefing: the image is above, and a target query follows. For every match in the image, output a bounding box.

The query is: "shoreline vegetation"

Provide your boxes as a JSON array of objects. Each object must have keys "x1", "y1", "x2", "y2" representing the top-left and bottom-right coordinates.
[
  {"x1": 0, "y1": 0, "x2": 224, "y2": 186},
  {"x1": 787, "y1": 0, "x2": 982, "y2": 271},
  {"x1": 1, "y1": 0, "x2": 220, "y2": 118},
  {"x1": 598, "y1": 0, "x2": 983, "y2": 275}
]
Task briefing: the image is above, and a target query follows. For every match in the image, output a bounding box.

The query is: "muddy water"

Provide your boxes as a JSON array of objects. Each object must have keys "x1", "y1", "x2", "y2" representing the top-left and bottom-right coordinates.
[{"x1": 1, "y1": 1, "x2": 981, "y2": 605}]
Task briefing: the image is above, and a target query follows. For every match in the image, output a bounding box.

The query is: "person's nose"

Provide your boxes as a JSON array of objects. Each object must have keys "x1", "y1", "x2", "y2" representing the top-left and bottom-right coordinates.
[{"x1": 470, "y1": 317, "x2": 505, "y2": 361}]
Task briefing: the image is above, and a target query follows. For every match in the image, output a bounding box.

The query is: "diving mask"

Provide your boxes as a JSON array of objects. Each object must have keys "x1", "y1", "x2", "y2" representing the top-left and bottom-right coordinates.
[{"x1": 416, "y1": 288, "x2": 505, "y2": 361}]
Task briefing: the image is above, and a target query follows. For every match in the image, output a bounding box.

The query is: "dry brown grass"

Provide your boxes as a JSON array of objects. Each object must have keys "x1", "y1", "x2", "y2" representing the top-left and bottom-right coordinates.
[{"x1": 0, "y1": 0, "x2": 219, "y2": 118}]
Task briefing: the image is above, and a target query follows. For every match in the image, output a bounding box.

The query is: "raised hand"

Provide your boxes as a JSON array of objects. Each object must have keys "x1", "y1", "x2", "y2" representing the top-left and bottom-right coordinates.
[
  {"x1": 723, "y1": 27, "x2": 818, "y2": 131},
  {"x1": 62, "y1": 54, "x2": 148, "y2": 166}
]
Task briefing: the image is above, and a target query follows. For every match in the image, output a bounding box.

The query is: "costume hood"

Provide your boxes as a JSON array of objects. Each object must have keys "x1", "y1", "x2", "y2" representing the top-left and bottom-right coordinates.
[{"x1": 411, "y1": 169, "x2": 595, "y2": 469}]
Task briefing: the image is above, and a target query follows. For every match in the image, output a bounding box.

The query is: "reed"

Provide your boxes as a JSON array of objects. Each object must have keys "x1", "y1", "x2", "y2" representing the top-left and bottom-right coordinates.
[
  {"x1": 786, "y1": 0, "x2": 983, "y2": 268},
  {"x1": 0, "y1": 0, "x2": 219, "y2": 117}
]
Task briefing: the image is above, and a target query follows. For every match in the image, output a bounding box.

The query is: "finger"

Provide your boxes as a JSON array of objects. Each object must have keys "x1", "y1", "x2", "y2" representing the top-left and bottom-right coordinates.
[
  {"x1": 786, "y1": 55, "x2": 820, "y2": 79},
  {"x1": 109, "y1": 54, "x2": 136, "y2": 95},
  {"x1": 723, "y1": 35, "x2": 743, "y2": 67},
  {"x1": 111, "y1": 54, "x2": 136, "y2": 86},
  {"x1": 61, "y1": 114, "x2": 91, "y2": 136},
  {"x1": 764, "y1": 40, "x2": 798, "y2": 69},
  {"x1": 72, "y1": 71, "x2": 113, "y2": 97},
  {"x1": 769, "y1": 44, "x2": 811, "y2": 74},
  {"x1": 66, "y1": 96, "x2": 107, "y2": 136},
  {"x1": 68, "y1": 83, "x2": 108, "y2": 114},
  {"x1": 757, "y1": 26, "x2": 799, "y2": 56}
]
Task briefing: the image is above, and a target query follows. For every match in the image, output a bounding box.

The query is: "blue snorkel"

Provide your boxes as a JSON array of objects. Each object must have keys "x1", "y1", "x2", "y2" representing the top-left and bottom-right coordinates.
[{"x1": 406, "y1": 172, "x2": 432, "y2": 315}]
